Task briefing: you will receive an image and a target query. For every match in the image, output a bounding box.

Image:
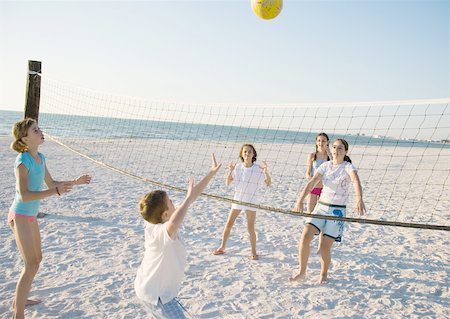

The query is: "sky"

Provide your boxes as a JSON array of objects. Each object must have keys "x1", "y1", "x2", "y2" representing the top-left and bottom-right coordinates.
[{"x1": 0, "y1": 0, "x2": 449, "y2": 112}]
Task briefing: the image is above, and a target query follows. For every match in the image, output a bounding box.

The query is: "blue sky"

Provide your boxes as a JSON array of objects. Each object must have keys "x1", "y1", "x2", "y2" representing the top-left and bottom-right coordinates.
[{"x1": 0, "y1": 0, "x2": 449, "y2": 112}]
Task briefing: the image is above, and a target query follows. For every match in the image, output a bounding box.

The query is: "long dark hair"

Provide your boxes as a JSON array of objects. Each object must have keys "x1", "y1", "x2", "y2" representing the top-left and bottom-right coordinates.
[
  {"x1": 314, "y1": 132, "x2": 330, "y2": 161},
  {"x1": 335, "y1": 138, "x2": 352, "y2": 163}
]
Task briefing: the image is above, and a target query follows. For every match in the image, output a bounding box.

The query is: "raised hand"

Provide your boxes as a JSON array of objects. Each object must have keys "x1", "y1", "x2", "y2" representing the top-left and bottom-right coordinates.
[
  {"x1": 211, "y1": 154, "x2": 222, "y2": 173},
  {"x1": 260, "y1": 160, "x2": 269, "y2": 172},
  {"x1": 228, "y1": 161, "x2": 236, "y2": 172},
  {"x1": 185, "y1": 177, "x2": 194, "y2": 198}
]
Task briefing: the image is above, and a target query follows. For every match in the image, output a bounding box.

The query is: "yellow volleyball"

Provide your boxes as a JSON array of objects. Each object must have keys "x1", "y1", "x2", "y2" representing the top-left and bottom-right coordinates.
[{"x1": 251, "y1": 0, "x2": 283, "y2": 20}]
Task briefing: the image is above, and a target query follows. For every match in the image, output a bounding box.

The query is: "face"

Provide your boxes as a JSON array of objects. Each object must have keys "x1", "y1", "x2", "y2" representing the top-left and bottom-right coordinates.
[
  {"x1": 241, "y1": 146, "x2": 254, "y2": 163},
  {"x1": 316, "y1": 136, "x2": 328, "y2": 149},
  {"x1": 23, "y1": 123, "x2": 44, "y2": 147},
  {"x1": 331, "y1": 140, "x2": 347, "y2": 161},
  {"x1": 162, "y1": 194, "x2": 175, "y2": 221}
]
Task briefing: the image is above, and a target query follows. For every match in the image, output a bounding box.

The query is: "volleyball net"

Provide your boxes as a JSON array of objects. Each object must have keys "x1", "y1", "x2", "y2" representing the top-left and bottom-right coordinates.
[{"x1": 36, "y1": 74, "x2": 450, "y2": 230}]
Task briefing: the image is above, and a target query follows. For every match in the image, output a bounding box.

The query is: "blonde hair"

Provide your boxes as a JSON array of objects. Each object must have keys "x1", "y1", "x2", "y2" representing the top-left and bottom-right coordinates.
[
  {"x1": 139, "y1": 190, "x2": 168, "y2": 224},
  {"x1": 10, "y1": 118, "x2": 36, "y2": 153}
]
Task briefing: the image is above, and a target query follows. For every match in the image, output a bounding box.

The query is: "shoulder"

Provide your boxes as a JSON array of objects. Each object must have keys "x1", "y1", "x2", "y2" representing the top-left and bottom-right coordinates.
[
  {"x1": 322, "y1": 161, "x2": 332, "y2": 168},
  {"x1": 147, "y1": 222, "x2": 174, "y2": 239},
  {"x1": 344, "y1": 162, "x2": 357, "y2": 173},
  {"x1": 307, "y1": 153, "x2": 315, "y2": 160},
  {"x1": 15, "y1": 152, "x2": 31, "y2": 168},
  {"x1": 316, "y1": 161, "x2": 331, "y2": 173}
]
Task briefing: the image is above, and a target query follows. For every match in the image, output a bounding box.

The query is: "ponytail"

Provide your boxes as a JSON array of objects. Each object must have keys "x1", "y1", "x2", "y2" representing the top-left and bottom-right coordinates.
[
  {"x1": 343, "y1": 155, "x2": 352, "y2": 163},
  {"x1": 10, "y1": 139, "x2": 28, "y2": 153}
]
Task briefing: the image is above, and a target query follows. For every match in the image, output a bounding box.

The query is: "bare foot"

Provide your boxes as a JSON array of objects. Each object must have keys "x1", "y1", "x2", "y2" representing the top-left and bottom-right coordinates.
[
  {"x1": 249, "y1": 255, "x2": 258, "y2": 261},
  {"x1": 289, "y1": 273, "x2": 306, "y2": 282},
  {"x1": 318, "y1": 275, "x2": 328, "y2": 284},
  {"x1": 11, "y1": 299, "x2": 42, "y2": 309},
  {"x1": 212, "y1": 248, "x2": 225, "y2": 255}
]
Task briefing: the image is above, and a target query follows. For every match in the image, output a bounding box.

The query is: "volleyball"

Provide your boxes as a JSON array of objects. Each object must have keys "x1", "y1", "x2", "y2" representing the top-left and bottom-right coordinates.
[{"x1": 251, "y1": 0, "x2": 283, "y2": 20}]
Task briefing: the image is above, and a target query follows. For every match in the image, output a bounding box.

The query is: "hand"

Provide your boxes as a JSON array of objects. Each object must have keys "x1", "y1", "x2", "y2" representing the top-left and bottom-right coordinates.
[
  {"x1": 355, "y1": 198, "x2": 366, "y2": 216},
  {"x1": 260, "y1": 160, "x2": 269, "y2": 172},
  {"x1": 228, "y1": 161, "x2": 236, "y2": 172},
  {"x1": 293, "y1": 201, "x2": 303, "y2": 213},
  {"x1": 186, "y1": 177, "x2": 194, "y2": 198},
  {"x1": 211, "y1": 153, "x2": 222, "y2": 173},
  {"x1": 75, "y1": 174, "x2": 92, "y2": 185},
  {"x1": 58, "y1": 182, "x2": 73, "y2": 195}
]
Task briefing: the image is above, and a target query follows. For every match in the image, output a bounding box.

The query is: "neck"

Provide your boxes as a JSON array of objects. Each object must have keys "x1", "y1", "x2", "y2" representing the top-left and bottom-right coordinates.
[
  {"x1": 333, "y1": 158, "x2": 344, "y2": 165},
  {"x1": 27, "y1": 146, "x2": 39, "y2": 157},
  {"x1": 243, "y1": 161, "x2": 253, "y2": 167}
]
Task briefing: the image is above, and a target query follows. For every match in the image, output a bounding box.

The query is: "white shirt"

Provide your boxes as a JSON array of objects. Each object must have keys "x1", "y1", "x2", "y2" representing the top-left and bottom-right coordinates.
[
  {"x1": 232, "y1": 163, "x2": 266, "y2": 205},
  {"x1": 134, "y1": 222, "x2": 186, "y2": 305},
  {"x1": 316, "y1": 161, "x2": 356, "y2": 206}
]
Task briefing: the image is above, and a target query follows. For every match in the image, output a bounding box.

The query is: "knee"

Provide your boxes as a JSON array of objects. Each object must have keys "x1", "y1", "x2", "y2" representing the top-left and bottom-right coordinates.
[
  {"x1": 300, "y1": 233, "x2": 313, "y2": 246},
  {"x1": 25, "y1": 258, "x2": 41, "y2": 274}
]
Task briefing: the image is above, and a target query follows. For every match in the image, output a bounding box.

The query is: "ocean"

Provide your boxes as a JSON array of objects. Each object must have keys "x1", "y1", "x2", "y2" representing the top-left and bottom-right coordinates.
[{"x1": 1, "y1": 110, "x2": 447, "y2": 149}]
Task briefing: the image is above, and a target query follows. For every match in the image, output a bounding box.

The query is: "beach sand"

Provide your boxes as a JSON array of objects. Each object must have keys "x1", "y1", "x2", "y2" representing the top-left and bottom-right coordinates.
[{"x1": 0, "y1": 136, "x2": 449, "y2": 318}]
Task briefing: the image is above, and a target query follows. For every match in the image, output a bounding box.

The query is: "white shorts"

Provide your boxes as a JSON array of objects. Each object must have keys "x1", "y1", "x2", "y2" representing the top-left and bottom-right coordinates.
[
  {"x1": 306, "y1": 202, "x2": 346, "y2": 242},
  {"x1": 231, "y1": 203, "x2": 258, "y2": 213}
]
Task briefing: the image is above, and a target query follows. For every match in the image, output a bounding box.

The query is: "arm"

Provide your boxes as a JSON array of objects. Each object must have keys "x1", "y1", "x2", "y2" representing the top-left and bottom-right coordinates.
[
  {"x1": 45, "y1": 166, "x2": 91, "y2": 188},
  {"x1": 294, "y1": 172, "x2": 322, "y2": 213},
  {"x1": 260, "y1": 161, "x2": 271, "y2": 187},
  {"x1": 17, "y1": 164, "x2": 70, "y2": 202},
  {"x1": 305, "y1": 153, "x2": 314, "y2": 179},
  {"x1": 166, "y1": 154, "x2": 222, "y2": 237},
  {"x1": 350, "y1": 170, "x2": 366, "y2": 216},
  {"x1": 225, "y1": 162, "x2": 235, "y2": 186}
]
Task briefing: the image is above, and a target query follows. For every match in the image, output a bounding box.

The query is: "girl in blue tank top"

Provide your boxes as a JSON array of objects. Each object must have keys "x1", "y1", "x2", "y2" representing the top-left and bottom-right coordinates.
[
  {"x1": 305, "y1": 133, "x2": 331, "y2": 213},
  {"x1": 8, "y1": 118, "x2": 92, "y2": 319}
]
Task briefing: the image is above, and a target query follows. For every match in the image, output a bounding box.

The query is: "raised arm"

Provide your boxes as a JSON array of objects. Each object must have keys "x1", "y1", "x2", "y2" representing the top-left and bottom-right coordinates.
[
  {"x1": 260, "y1": 161, "x2": 271, "y2": 186},
  {"x1": 294, "y1": 172, "x2": 322, "y2": 213},
  {"x1": 225, "y1": 161, "x2": 236, "y2": 186},
  {"x1": 166, "y1": 154, "x2": 222, "y2": 236},
  {"x1": 350, "y1": 170, "x2": 366, "y2": 215}
]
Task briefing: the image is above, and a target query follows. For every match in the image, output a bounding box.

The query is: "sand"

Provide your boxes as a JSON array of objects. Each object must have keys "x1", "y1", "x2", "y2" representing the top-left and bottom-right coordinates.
[{"x1": 0, "y1": 136, "x2": 449, "y2": 318}]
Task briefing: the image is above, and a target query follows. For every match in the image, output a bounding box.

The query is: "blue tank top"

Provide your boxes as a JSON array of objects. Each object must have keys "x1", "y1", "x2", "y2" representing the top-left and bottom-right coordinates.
[
  {"x1": 310, "y1": 158, "x2": 327, "y2": 177},
  {"x1": 10, "y1": 152, "x2": 46, "y2": 216}
]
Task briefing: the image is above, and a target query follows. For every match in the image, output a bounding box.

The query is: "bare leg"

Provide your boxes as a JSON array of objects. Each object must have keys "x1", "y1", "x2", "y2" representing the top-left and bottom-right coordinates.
[
  {"x1": 11, "y1": 218, "x2": 42, "y2": 319},
  {"x1": 245, "y1": 210, "x2": 257, "y2": 259},
  {"x1": 306, "y1": 193, "x2": 318, "y2": 214},
  {"x1": 289, "y1": 224, "x2": 318, "y2": 282},
  {"x1": 214, "y1": 209, "x2": 241, "y2": 254},
  {"x1": 318, "y1": 235, "x2": 334, "y2": 284},
  {"x1": 316, "y1": 233, "x2": 324, "y2": 255},
  {"x1": 306, "y1": 194, "x2": 324, "y2": 255}
]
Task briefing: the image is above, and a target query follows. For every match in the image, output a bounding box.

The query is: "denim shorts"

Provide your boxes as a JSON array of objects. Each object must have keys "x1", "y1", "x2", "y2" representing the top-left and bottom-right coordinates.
[{"x1": 142, "y1": 298, "x2": 190, "y2": 319}]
